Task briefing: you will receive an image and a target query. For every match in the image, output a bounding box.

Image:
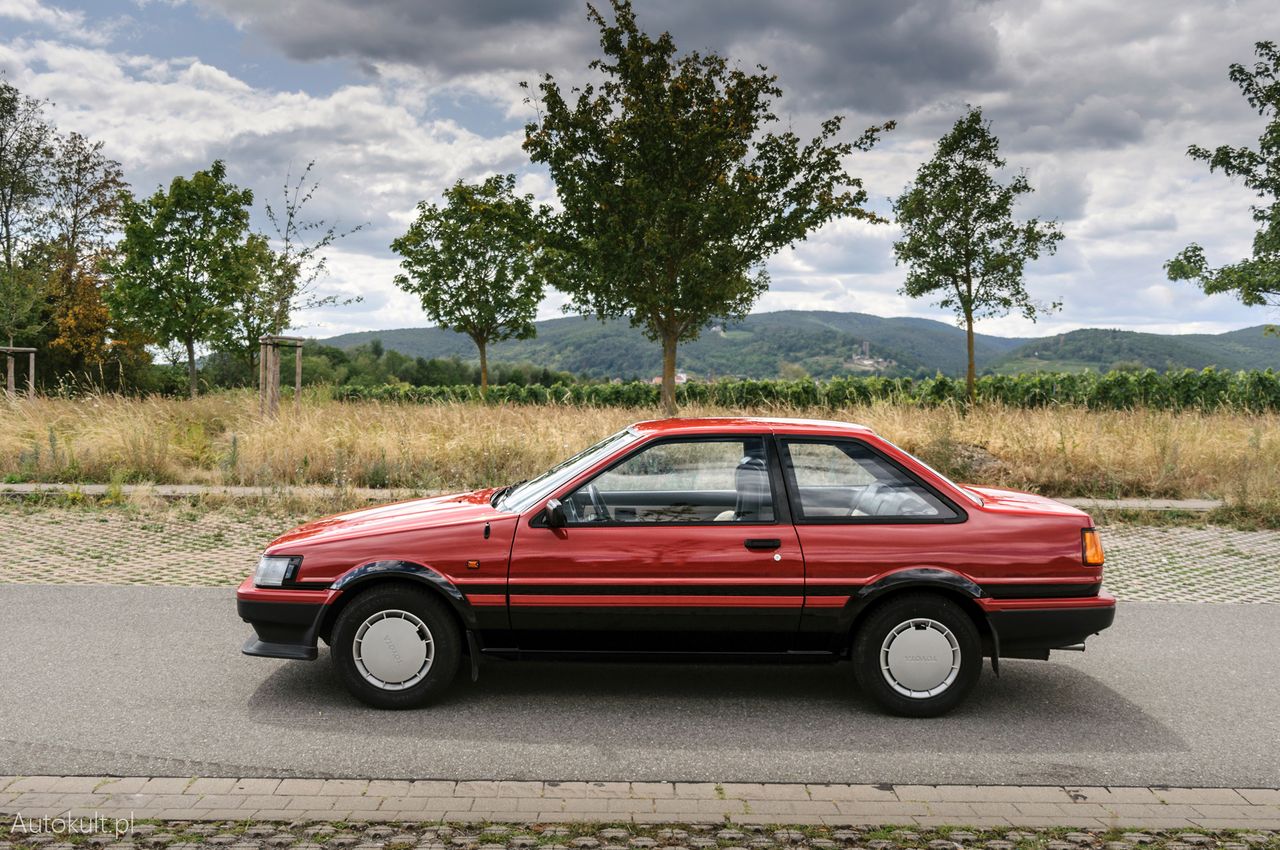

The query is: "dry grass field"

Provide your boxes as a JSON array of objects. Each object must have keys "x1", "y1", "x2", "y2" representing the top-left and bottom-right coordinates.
[{"x1": 1, "y1": 390, "x2": 1278, "y2": 503}]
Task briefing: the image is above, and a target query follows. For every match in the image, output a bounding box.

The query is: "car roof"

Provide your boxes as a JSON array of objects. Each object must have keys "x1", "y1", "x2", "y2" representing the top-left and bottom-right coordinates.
[{"x1": 629, "y1": 416, "x2": 876, "y2": 437}]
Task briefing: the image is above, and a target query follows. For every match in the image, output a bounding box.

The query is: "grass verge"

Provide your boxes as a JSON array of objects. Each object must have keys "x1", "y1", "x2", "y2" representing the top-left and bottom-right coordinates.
[{"x1": 3, "y1": 391, "x2": 1280, "y2": 505}]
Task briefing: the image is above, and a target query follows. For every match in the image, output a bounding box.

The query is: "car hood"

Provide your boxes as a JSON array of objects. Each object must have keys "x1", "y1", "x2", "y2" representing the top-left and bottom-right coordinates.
[
  {"x1": 964, "y1": 485, "x2": 1089, "y2": 518},
  {"x1": 266, "y1": 488, "x2": 504, "y2": 550}
]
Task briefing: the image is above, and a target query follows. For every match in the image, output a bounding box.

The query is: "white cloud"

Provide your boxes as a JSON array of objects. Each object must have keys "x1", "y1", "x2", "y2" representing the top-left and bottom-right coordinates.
[{"x1": 0, "y1": 0, "x2": 112, "y2": 44}]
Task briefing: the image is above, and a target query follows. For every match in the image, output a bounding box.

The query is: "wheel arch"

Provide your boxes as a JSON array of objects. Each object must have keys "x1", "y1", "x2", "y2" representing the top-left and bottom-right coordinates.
[
  {"x1": 319, "y1": 560, "x2": 474, "y2": 645},
  {"x1": 842, "y1": 568, "x2": 995, "y2": 659}
]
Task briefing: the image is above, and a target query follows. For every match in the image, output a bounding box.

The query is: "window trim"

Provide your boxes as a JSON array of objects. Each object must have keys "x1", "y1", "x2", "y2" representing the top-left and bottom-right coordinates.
[
  {"x1": 535, "y1": 433, "x2": 784, "y2": 529},
  {"x1": 776, "y1": 435, "x2": 968, "y2": 526}
]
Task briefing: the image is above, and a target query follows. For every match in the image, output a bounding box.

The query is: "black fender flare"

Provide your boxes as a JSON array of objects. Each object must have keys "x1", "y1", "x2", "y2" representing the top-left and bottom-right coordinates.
[
  {"x1": 840, "y1": 567, "x2": 1001, "y2": 674},
  {"x1": 327, "y1": 559, "x2": 477, "y2": 630}
]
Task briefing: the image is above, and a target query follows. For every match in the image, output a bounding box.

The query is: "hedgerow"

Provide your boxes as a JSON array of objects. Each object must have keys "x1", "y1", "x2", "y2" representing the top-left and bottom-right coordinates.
[{"x1": 333, "y1": 368, "x2": 1280, "y2": 411}]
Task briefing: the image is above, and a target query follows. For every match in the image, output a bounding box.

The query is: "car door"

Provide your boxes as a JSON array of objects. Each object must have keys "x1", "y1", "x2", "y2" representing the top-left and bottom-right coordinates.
[{"x1": 507, "y1": 433, "x2": 804, "y2": 653}]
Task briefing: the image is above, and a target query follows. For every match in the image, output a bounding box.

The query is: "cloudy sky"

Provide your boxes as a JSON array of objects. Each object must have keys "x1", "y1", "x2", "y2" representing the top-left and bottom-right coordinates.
[{"x1": 1, "y1": 0, "x2": 1275, "y2": 339}]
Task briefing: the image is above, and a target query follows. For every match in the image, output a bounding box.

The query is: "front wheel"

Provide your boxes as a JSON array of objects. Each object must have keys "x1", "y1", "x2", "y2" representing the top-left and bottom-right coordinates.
[
  {"x1": 331, "y1": 584, "x2": 461, "y2": 709},
  {"x1": 852, "y1": 593, "x2": 981, "y2": 717}
]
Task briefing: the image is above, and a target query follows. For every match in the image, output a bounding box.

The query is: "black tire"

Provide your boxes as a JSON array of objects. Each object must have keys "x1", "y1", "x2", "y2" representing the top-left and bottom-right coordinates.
[
  {"x1": 331, "y1": 583, "x2": 461, "y2": 709},
  {"x1": 851, "y1": 592, "x2": 982, "y2": 718}
]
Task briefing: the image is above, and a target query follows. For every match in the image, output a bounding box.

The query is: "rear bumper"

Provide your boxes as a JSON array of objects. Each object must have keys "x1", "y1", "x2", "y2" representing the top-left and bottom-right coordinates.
[
  {"x1": 979, "y1": 591, "x2": 1116, "y2": 653},
  {"x1": 237, "y1": 577, "x2": 336, "y2": 661}
]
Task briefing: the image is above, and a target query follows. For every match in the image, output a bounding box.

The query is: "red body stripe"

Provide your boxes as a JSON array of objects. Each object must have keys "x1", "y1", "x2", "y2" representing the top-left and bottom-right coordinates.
[
  {"x1": 507, "y1": 578, "x2": 806, "y2": 588},
  {"x1": 803, "y1": 596, "x2": 850, "y2": 608},
  {"x1": 508, "y1": 595, "x2": 803, "y2": 608},
  {"x1": 977, "y1": 591, "x2": 1115, "y2": 612}
]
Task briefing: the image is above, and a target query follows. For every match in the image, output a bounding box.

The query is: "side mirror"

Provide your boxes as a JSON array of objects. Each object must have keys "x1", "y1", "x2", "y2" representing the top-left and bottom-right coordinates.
[{"x1": 544, "y1": 498, "x2": 567, "y2": 529}]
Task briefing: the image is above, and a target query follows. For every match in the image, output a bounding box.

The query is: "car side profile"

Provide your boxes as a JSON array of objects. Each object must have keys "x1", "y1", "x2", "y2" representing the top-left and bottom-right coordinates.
[{"x1": 237, "y1": 417, "x2": 1115, "y2": 717}]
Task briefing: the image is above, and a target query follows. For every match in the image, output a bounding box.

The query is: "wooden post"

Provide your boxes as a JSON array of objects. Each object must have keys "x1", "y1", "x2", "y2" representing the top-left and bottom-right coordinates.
[
  {"x1": 27, "y1": 351, "x2": 34, "y2": 399},
  {"x1": 258, "y1": 339, "x2": 267, "y2": 415},
  {"x1": 5, "y1": 354, "x2": 11, "y2": 396},
  {"x1": 256, "y1": 336, "x2": 303, "y2": 418},
  {"x1": 266, "y1": 343, "x2": 276, "y2": 414}
]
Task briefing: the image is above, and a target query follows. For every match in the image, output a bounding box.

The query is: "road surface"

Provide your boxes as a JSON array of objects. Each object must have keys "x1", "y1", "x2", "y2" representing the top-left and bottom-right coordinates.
[{"x1": 1, "y1": 586, "x2": 1276, "y2": 787}]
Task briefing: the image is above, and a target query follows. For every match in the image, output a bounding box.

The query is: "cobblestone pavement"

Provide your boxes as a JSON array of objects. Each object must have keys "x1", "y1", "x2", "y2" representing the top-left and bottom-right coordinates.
[
  {"x1": 1099, "y1": 525, "x2": 1280, "y2": 603},
  {"x1": 0, "y1": 505, "x2": 1277, "y2": 602},
  {"x1": 0, "y1": 505, "x2": 305, "y2": 587},
  {"x1": 2, "y1": 778, "x2": 1280, "y2": 829},
  {"x1": 2, "y1": 823, "x2": 1277, "y2": 850}
]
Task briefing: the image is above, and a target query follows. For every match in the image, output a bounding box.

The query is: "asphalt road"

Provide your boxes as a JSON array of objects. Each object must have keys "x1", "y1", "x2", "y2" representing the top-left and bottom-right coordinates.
[{"x1": 1, "y1": 586, "x2": 1277, "y2": 787}]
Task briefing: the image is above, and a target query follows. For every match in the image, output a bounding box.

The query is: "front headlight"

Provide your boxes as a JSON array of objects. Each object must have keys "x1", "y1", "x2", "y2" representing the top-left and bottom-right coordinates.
[{"x1": 254, "y1": 555, "x2": 301, "y2": 587}]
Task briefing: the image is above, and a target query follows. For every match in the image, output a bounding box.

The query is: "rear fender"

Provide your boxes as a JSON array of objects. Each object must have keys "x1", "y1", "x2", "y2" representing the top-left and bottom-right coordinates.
[{"x1": 840, "y1": 567, "x2": 999, "y2": 672}]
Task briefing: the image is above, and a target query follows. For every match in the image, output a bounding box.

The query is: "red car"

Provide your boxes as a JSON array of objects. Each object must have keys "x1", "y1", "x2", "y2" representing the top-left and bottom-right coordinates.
[{"x1": 238, "y1": 417, "x2": 1114, "y2": 717}]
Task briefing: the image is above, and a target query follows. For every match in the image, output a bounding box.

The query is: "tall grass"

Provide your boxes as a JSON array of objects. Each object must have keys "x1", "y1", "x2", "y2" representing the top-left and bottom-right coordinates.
[{"x1": 1, "y1": 389, "x2": 1278, "y2": 500}]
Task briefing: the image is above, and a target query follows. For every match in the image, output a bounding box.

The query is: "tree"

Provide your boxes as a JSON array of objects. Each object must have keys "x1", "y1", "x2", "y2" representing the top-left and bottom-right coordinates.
[
  {"x1": 892, "y1": 106, "x2": 1063, "y2": 403},
  {"x1": 108, "y1": 160, "x2": 255, "y2": 397},
  {"x1": 44, "y1": 131, "x2": 128, "y2": 368},
  {"x1": 0, "y1": 80, "x2": 54, "y2": 349},
  {"x1": 523, "y1": 0, "x2": 892, "y2": 414},
  {"x1": 391, "y1": 173, "x2": 549, "y2": 393},
  {"x1": 253, "y1": 161, "x2": 363, "y2": 351},
  {"x1": 210, "y1": 162, "x2": 364, "y2": 372},
  {"x1": 1166, "y1": 41, "x2": 1280, "y2": 314},
  {"x1": 219, "y1": 232, "x2": 279, "y2": 374}
]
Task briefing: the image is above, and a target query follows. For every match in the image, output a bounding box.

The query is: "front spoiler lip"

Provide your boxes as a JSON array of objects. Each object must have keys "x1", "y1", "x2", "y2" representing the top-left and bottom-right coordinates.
[
  {"x1": 238, "y1": 596, "x2": 329, "y2": 661},
  {"x1": 242, "y1": 635, "x2": 318, "y2": 661}
]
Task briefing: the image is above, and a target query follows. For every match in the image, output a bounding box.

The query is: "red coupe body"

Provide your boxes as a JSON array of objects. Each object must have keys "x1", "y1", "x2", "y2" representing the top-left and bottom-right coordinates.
[{"x1": 238, "y1": 417, "x2": 1114, "y2": 714}]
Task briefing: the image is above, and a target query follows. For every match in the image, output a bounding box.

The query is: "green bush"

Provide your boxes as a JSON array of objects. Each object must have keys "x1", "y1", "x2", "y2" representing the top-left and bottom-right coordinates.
[{"x1": 332, "y1": 368, "x2": 1280, "y2": 412}]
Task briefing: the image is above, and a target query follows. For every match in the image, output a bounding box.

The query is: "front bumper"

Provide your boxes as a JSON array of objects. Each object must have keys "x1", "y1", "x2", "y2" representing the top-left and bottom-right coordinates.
[
  {"x1": 237, "y1": 577, "x2": 336, "y2": 661},
  {"x1": 979, "y1": 591, "x2": 1116, "y2": 655}
]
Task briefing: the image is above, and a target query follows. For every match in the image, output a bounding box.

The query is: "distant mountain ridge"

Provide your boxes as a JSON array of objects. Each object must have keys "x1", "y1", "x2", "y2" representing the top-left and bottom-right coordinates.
[{"x1": 319, "y1": 310, "x2": 1279, "y2": 379}]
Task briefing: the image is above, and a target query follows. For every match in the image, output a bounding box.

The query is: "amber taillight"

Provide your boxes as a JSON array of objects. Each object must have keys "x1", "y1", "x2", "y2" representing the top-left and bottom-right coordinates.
[{"x1": 1082, "y1": 528, "x2": 1105, "y2": 567}]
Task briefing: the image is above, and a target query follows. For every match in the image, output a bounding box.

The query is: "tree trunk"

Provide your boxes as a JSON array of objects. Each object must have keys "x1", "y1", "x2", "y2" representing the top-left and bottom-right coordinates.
[
  {"x1": 660, "y1": 331, "x2": 678, "y2": 417},
  {"x1": 477, "y1": 338, "x2": 489, "y2": 398},
  {"x1": 964, "y1": 310, "x2": 976, "y2": 406},
  {"x1": 185, "y1": 336, "x2": 198, "y2": 399}
]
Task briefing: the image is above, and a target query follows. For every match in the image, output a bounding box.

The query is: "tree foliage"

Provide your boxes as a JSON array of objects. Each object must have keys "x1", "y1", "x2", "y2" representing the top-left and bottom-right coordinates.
[
  {"x1": 243, "y1": 161, "x2": 364, "y2": 355},
  {"x1": 892, "y1": 106, "x2": 1063, "y2": 403},
  {"x1": 523, "y1": 0, "x2": 893, "y2": 413},
  {"x1": 109, "y1": 160, "x2": 255, "y2": 397},
  {"x1": 391, "y1": 173, "x2": 549, "y2": 393},
  {"x1": 44, "y1": 132, "x2": 129, "y2": 366},
  {"x1": 0, "y1": 80, "x2": 54, "y2": 348},
  {"x1": 1166, "y1": 41, "x2": 1280, "y2": 313}
]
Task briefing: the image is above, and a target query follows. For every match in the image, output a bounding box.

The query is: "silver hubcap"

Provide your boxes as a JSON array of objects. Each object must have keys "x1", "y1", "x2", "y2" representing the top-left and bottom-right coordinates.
[
  {"x1": 880, "y1": 617, "x2": 961, "y2": 698},
  {"x1": 353, "y1": 609, "x2": 434, "y2": 690}
]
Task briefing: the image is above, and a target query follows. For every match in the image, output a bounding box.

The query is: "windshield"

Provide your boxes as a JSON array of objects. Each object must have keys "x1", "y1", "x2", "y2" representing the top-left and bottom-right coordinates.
[
  {"x1": 498, "y1": 428, "x2": 641, "y2": 513},
  {"x1": 880, "y1": 437, "x2": 984, "y2": 506}
]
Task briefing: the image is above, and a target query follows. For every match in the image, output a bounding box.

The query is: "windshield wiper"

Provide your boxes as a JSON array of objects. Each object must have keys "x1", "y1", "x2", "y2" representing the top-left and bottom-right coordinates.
[{"x1": 490, "y1": 480, "x2": 526, "y2": 508}]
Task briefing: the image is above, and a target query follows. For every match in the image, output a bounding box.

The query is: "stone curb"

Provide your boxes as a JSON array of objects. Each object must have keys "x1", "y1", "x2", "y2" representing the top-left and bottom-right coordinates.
[
  {"x1": 0, "y1": 483, "x2": 429, "y2": 502},
  {"x1": 1, "y1": 778, "x2": 1277, "y2": 828}
]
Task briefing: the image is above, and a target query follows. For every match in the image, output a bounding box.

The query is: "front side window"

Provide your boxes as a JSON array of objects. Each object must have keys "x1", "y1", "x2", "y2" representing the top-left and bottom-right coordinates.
[
  {"x1": 781, "y1": 439, "x2": 958, "y2": 522},
  {"x1": 563, "y1": 436, "x2": 775, "y2": 524}
]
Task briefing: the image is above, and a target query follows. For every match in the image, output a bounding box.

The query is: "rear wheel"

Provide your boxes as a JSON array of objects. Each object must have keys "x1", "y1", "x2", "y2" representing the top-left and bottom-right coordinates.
[
  {"x1": 852, "y1": 593, "x2": 981, "y2": 717},
  {"x1": 331, "y1": 584, "x2": 461, "y2": 709}
]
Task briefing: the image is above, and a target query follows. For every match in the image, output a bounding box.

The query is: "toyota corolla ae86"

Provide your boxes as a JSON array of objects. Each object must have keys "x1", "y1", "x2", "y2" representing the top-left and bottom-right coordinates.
[{"x1": 237, "y1": 417, "x2": 1114, "y2": 717}]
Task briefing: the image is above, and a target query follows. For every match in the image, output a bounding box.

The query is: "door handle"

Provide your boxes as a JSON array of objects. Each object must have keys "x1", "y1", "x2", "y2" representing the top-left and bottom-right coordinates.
[{"x1": 744, "y1": 538, "x2": 781, "y2": 551}]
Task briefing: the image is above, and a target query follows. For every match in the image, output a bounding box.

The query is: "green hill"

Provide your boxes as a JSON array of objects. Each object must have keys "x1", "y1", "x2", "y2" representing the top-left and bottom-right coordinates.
[
  {"x1": 993, "y1": 327, "x2": 1280, "y2": 373},
  {"x1": 318, "y1": 311, "x2": 1278, "y2": 379}
]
